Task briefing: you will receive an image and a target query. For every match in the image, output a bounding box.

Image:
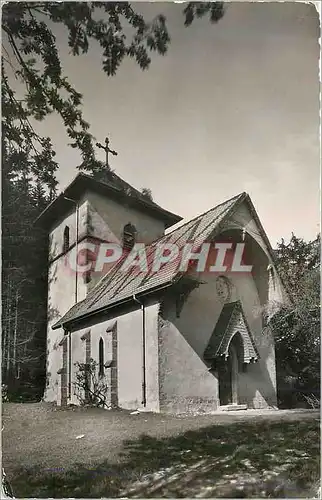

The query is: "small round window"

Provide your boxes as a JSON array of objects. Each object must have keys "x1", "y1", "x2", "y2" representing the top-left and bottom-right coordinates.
[{"x1": 216, "y1": 276, "x2": 232, "y2": 302}]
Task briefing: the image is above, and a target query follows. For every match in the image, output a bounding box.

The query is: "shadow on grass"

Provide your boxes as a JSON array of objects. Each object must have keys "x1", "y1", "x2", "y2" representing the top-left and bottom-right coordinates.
[{"x1": 9, "y1": 418, "x2": 320, "y2": 498}]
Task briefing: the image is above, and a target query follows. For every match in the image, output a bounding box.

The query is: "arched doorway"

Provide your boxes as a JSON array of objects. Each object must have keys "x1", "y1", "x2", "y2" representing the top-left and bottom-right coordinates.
[{"x1": 218, "y1": 332, "x2": 243, "y2": 406}]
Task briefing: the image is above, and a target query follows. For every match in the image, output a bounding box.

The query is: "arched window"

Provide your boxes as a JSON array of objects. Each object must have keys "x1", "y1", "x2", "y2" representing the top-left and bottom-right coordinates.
[
  {"x1": 123, "y1": 223, "x2": 136, "y2": 251},
  {"x1": 99, "y1": 337, "x2": 104, "y2": 377},
  {"x1": 63, "y1": 226, "x2": 70, "y2": 253}
]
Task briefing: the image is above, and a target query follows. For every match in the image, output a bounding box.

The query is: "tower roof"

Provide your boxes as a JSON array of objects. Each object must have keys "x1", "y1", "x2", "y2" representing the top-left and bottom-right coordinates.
[{"x1": 35, "y1": 172, "x2": 182, "y2": 229}]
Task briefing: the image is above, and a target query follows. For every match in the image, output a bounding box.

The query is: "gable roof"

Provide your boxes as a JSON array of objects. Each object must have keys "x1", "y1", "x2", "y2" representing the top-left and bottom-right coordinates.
[
  {"x1": 52, "y1": 191, "x2": 247, "y2": 330},
  {"x1": 35, "y1": 172, "x2": 182, "y2": 229},
  {"x1": 204, "y1": 301, "x2": 259, "y2": 363}
]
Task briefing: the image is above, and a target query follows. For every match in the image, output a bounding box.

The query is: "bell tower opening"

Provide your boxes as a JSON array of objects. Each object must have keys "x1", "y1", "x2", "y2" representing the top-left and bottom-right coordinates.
[{"x1": 123, "y1": 223, "x2": 137, "y2": 251}]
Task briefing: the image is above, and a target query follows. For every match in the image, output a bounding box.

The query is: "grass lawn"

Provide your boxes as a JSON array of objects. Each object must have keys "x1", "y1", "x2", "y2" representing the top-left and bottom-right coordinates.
[{"x1": 2, "y1": 403, "x2": 320, "y2": 498}]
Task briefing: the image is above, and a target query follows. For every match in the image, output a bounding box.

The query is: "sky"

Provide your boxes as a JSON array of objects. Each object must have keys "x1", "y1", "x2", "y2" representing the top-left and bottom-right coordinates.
[{"x1": 38, "y1": 1, "x2": 320, "y2": 247}]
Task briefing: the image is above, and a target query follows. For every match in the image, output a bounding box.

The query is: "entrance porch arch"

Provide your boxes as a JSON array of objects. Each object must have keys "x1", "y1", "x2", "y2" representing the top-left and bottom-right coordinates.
[
  {"x1": 218, "y1": 331, "x2": 243, "y2": 405},
  {"x1": 204, "y1": 301, "x2": 259, "y2": 406}
]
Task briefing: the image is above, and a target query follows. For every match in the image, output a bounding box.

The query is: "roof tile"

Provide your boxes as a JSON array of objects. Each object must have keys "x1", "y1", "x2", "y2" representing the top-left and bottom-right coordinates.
[{"x1": 53, "y1": 191, "x2": 246, "y2": 329}]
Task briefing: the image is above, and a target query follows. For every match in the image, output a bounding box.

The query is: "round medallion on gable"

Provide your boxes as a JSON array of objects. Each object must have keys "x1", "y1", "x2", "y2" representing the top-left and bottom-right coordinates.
[{"x1": 216, "y1": 276, "x2": 232, "y2": 302}]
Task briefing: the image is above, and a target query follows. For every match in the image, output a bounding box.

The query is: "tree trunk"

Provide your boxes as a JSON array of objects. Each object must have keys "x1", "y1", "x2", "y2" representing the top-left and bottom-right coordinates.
[
  {"x1": 13, "y1": 289, "x2": 19, "y2": 377},
  {"x1": 6, "y1": 276, "x2": 12, "y2": 377}
]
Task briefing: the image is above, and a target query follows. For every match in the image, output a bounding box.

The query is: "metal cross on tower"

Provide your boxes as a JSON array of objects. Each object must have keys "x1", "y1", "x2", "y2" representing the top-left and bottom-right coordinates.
[{"x1": 96, "y1": 136, "x2": 118, "y2": 167}]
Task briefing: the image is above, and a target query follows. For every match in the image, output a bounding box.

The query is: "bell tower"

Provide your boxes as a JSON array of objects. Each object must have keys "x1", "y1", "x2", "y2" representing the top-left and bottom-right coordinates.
[{"x1": 36, "y1": 172, "x2": 182, "y2": 404}]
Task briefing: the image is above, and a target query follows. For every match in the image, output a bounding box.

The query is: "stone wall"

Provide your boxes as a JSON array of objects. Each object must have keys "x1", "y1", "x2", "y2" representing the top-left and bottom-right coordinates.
[
  {"x1": 158, "y1": 270, "x2": 277, "y2": 413},
  {"x1": 51, "y1": 302, "x2": 160, "y2": 411},
  {"x1": 86, "y1": 191, "x2": 166, "y2": 246},
  {"x1": 157, "y1": 201, "x2": 284, "y2": 413},
  {"x1": 45, "y1": 186, "x2": 166, "y2": 404}
]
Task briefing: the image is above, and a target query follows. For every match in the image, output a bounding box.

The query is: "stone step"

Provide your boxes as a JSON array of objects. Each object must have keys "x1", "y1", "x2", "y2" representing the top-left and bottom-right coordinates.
[{"x1": 219, "y1": 404, "x2": 248, "y2": 411}]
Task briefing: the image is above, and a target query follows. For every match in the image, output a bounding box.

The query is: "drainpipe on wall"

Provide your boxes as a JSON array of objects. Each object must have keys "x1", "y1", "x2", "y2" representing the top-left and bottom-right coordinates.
[
  {"x1": 68, "y1": 328, "x2": 71, "y2": 399},
  {"x1": 63, "y1": 196, "x2": 79, "y2": 304},
  {"x1": 75, "y1": 202, "x2": 79, "y2": 302},
  {"x1": 133, "y1": 294, "x2": 147, "y2": 408},
  {"x1": 63, "y1": 196, "x2": 79, "y2": 400}
]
